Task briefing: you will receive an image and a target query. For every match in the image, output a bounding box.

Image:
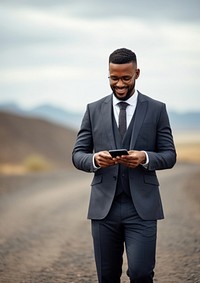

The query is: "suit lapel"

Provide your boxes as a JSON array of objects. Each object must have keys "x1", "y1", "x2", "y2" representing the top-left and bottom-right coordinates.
[
  {"x1": 130, "y1": 92, "x2": 148, "y2": 148},
  {"x1": 100, "y1": 93, "x2": 148, "y2": 150},
  {"x1": 101, "y1": 95, "x2": 116, "y2": 149}
]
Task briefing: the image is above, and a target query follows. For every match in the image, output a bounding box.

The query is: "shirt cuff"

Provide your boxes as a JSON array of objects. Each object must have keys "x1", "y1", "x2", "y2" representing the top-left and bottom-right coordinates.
[
  {"x1": 93, "y1": 153, "x2": 100, "y2": 170},
  {"x1": 141, "y1": 151, "x2": 149, "y2": 168}
]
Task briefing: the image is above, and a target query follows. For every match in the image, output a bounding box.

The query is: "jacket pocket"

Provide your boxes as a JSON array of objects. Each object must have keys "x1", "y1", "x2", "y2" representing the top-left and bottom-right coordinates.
[
  {"x1": 91, "y1": 175, "x2": 103, "y2": 186},
  {"x1": 144, "y1": 174, "x2": 159, "y2": 186}
]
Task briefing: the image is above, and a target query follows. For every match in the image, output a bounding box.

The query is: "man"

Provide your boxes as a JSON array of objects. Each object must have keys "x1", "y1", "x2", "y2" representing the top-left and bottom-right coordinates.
[{"x1": 72, "y1": 48, "x2": 176, "y2": 283}]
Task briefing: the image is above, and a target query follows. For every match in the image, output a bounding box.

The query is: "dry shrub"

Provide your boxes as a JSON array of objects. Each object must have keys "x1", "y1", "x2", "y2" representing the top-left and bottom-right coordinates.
[{"x1": 23, "y1": 155, "x2": 53, "y2": 172}]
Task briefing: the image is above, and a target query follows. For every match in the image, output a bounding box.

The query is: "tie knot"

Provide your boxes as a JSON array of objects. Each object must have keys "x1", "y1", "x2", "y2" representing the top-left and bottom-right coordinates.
[{"x1": 118, "y1": 102, "x2": 129, "y2": 110}]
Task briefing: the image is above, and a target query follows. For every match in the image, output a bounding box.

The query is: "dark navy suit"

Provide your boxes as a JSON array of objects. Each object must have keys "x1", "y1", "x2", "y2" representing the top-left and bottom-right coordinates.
[{"x1": 72, "y1": 91, "x2": 176, "y2": 282}]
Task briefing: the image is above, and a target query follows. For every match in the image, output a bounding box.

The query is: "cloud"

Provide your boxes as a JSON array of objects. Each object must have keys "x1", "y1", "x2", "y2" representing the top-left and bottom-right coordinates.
[
  {"x1": 0, "y1": 1, "x2": 200, "y2": 112},
  {"x1": 0, "y1": 66, "x2": 91, "y2": 84},
  {"x1": 0, "y1": 5, "x2": 92, "y2": 47},
  {"x1": 1, "y1": 0, "x2": 200, "y2": 22}
]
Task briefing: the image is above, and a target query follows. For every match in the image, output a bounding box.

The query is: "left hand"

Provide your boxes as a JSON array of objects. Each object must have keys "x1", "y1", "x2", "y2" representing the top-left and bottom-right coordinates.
[{"x1": 113, "y1": 150, "x2": 146, "y2": 168}]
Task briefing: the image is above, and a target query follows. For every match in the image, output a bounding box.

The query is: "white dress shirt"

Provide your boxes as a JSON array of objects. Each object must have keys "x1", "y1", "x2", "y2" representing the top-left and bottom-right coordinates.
[
  {"x1": 93, "y1": 90, "x2": 149, "y2": 168},
  {"x1": 112, "y1": 90, "x2": 138, "y2": 128}
]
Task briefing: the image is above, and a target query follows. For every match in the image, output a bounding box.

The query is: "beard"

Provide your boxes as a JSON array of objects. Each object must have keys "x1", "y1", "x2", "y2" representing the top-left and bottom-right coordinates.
[{"x1": 111, "y1": 81, "x2": 135, "y2": 101}]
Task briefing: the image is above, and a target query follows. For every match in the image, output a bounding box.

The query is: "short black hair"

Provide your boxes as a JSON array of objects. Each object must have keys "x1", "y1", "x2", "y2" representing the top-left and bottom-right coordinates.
[{"x1": 109, "y1": 48, "x2": 137, "y2": 65}]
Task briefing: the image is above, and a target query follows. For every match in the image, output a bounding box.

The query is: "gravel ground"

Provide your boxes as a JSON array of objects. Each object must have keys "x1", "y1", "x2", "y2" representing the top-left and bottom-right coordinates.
[{"x1": 0, "y1": 162, "x2": 199, "y2": 283}]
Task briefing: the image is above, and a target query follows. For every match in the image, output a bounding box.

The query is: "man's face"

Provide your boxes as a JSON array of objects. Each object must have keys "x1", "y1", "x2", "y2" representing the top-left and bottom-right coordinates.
[{"x1": 109, "y1": 62, "x2": 140, "y2": 101}]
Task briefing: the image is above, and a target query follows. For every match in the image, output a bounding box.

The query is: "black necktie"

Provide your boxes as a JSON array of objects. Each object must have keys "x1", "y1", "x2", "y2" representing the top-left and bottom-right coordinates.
[{"x1": 118, "y1": 102, "x2": 129, "y2": 138}]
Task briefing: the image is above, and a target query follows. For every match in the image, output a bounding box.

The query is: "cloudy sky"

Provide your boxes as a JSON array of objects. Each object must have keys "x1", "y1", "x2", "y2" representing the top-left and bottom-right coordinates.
[{"x1": 0, "y1": 0, "x2": 200, "y2": 113}]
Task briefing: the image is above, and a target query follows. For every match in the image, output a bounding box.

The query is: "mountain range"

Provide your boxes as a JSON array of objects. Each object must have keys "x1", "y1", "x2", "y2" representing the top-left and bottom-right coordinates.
[
  {"x1": 0, "y1": 102, "x2": 199, "y2": 171},
  {"x1": 0, "y1": 102, "x2": 200, "y2": 131},
  {"x1": 0, "y1": 103, "x2": 83, "y2": 130}
]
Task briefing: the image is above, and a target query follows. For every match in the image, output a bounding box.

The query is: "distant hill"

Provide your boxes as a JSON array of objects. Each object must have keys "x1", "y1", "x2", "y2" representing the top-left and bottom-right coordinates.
[
  {"x1": 0, "y1": 111, "x2": 78, "y2": 169},
  {"x1": 0, "y1": 102, "x2": 83, "y2": 130},
  {"x1": 0, "y1": 107, "x2": 199, "y2": 171},
  {"x1": 0, "y1": 102, "x2": 200, "y2": 131}
]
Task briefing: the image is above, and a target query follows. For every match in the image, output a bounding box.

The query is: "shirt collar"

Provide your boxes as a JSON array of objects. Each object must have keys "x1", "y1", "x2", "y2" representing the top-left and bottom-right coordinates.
[{"x1": 113, "y1": 90, "x2": 138, "y2": 106}]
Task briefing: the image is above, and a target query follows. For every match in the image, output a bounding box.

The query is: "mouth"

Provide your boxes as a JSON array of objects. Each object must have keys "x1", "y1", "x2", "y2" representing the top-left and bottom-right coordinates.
[{"x1": 114, "y1": 87, "x2": 128, "y2": 96}]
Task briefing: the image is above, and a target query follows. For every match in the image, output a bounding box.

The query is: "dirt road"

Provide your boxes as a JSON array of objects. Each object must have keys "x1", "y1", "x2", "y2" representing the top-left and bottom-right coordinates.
[{"x1": 0, "y1": 163, "x2": 199, "y2": 283}]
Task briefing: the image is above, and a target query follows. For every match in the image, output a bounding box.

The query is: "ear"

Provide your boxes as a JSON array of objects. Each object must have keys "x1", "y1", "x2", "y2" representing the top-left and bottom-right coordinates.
[{"x1": 135, "y1": 68, "x2": 140, "y2": 79}]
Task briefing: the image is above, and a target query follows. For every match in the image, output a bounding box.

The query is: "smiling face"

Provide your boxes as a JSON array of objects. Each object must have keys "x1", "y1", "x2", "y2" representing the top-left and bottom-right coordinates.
[{"x1": 109, "y1": 62, "x2": 140, "y2": 101}]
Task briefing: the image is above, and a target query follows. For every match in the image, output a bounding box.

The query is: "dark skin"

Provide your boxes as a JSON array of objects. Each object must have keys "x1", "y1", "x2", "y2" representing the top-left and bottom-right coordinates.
[
  {"x1": 95, "y1": 62, "x2": 146, "y2": 168},
  {"x1": 95, "y1": 150, "x2": 146, "y2": 168}
]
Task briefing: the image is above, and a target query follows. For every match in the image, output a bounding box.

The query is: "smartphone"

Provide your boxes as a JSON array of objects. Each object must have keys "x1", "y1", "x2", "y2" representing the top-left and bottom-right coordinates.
[{"x1": 109, "y1": 149, "x2": 128, "y2": 158}]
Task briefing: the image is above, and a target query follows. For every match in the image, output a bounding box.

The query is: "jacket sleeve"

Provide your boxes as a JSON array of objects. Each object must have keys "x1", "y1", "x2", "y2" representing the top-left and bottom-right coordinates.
[
  {"x1": 72, "y1": 105, "x2": 95, "y2": 173},
  {"x1": 147, "y1": 103, "x2": 176, "y2": 171}
]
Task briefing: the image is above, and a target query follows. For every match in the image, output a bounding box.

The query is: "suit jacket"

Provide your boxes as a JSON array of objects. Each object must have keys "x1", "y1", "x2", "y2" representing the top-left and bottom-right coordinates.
[{"x1": 72, "y1": 91, "x2": 176, "y2": 220}]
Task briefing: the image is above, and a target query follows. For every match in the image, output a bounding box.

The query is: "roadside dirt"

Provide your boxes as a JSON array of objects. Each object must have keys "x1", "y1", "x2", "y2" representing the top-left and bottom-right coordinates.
[{"x1": 0, "y1": 163, "x2": 199, "y2": 283}]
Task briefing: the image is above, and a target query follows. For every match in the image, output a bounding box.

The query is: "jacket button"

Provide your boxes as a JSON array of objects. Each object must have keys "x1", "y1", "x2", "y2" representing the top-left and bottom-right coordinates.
[{"x1": 113, "y1": 176, "x2": 117, "y2": 180}]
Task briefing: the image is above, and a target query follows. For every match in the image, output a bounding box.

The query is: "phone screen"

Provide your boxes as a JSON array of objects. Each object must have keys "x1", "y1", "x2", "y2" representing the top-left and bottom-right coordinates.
[{"x1": 109, "y1": 149, "x2": 128, "y2": 158}]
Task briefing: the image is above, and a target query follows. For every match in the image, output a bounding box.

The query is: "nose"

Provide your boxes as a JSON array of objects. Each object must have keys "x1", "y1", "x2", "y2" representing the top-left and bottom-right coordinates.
[{"x1": 116, "y1": 78, "x2": 125, "y2": 87}]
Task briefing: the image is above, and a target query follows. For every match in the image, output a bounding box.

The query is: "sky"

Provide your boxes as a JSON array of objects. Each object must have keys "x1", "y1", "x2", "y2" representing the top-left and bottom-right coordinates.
[{"x1": 0, "y1": 0, "x2": 200, "y2": 113}]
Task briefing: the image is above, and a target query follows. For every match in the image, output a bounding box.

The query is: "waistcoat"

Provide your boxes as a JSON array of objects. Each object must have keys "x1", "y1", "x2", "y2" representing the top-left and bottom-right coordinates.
[{"x1": 112, "y1": 110, "x2": 136, "y2": 196}]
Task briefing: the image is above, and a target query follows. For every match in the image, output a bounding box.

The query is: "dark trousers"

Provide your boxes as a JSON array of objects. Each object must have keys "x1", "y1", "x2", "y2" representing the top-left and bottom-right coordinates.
[{"x1": 91, "y1": 194, "x2": 157, "y2": 283}]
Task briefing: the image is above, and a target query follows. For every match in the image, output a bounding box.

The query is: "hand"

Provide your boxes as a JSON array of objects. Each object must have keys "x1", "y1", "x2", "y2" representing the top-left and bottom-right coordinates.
[
  {"x1": 115, "y1": 150, "x2": 146, "y2": 168},
  {"x1": 94, "y1": 151, "x2": 115, "y2": 168}
]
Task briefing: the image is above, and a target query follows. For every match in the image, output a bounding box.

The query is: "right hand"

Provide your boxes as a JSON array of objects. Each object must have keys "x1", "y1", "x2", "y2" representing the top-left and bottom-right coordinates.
[{"x1": 94, "y1": 151, "x2": 116, "y2": 168}]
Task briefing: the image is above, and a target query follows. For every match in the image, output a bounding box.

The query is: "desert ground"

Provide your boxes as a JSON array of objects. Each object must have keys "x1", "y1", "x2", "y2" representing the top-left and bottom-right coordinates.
[
  {"x1": 0, "y1": 161, "x2": 199, "y2": 283},
  {"x1": 0, "y1": 129, "x2": 200, "y2": 283}
]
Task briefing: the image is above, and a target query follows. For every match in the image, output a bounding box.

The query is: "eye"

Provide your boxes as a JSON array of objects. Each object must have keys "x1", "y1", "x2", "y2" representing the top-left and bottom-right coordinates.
[
  {"x1": 110, "y1": 76, "x2": 118, "y2": 81},
  {"x1": 122, "y1": 76, "x2": 132, "y2": 81}
]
